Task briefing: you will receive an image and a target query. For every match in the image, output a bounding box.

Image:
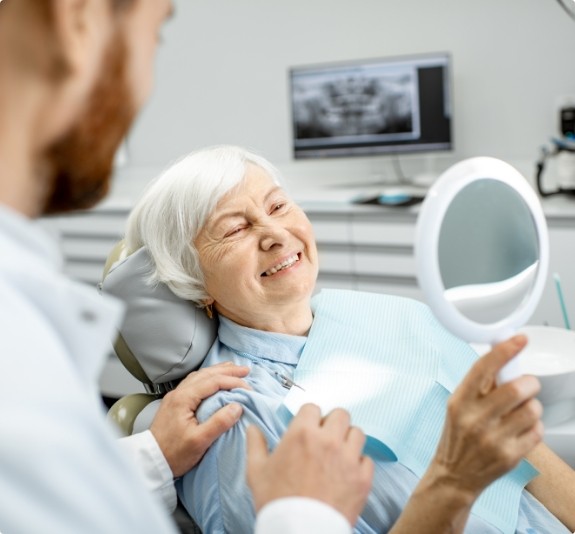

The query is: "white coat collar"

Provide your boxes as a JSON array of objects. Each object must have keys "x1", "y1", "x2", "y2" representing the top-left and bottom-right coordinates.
[{"x1": 0, "y1": 204, "x2": 125, "y2": 387}]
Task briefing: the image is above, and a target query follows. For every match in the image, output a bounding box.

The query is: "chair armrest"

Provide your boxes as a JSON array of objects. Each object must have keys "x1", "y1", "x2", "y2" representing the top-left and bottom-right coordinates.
[{"x1": 107, "y1": 393, "x2": 158, "y2": 437}]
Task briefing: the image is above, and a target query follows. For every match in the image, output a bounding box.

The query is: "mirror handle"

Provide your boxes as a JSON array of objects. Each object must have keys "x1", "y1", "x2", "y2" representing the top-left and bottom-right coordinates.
[
  {"x1": 493, "y1": 328, "x2": 524, "y2": 385},
  {"x1": 496, "y1": 356, "x2": 523, "y2": 385}
]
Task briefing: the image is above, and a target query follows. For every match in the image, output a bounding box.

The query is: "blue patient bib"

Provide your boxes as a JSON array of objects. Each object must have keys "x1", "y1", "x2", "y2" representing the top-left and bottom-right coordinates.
[{"x1": 282, "y1": 289, "x2": 538, "y2": 534}]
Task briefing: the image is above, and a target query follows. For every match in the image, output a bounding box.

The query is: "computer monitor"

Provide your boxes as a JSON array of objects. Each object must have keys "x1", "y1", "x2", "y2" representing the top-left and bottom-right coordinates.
[{"x1": 289, "y1": 52, "x2": 452, "y2": 159}]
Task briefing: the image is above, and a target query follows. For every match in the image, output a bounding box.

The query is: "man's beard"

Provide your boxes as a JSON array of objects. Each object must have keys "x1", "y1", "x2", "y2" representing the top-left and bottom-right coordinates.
[{"x1": 41, "y1": 32, "x2": 135, "y2": 215}]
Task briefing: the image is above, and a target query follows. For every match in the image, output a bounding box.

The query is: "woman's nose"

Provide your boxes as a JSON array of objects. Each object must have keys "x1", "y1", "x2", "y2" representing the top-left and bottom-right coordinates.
[{"x1": 259, "y1": 222, "x2": 289, "y2": 251}]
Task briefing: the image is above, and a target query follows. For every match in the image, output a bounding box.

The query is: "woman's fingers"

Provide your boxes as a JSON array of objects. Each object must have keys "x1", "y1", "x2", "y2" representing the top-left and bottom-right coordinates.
[
  {"x1": 458, "y1": 335, "x2": 528, "y2": 401},
  {"x1": 483, "y1": 375, "x2": 541, "y2": 420}
]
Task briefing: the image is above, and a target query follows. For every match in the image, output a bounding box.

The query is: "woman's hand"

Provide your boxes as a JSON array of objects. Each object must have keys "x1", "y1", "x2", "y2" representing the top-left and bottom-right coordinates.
[
  {"x1": 390, "y1": 335, "x2": 544, "y2": 534},
  {"x1": 246, "y1": 404, "x2": 374, "y2": 526},
  {"x1": 431, "y1": 334, "x2": 543, "y2": 500},
  {"x1": 150, "y1": 362, "x2": 250, "y2": 477}
]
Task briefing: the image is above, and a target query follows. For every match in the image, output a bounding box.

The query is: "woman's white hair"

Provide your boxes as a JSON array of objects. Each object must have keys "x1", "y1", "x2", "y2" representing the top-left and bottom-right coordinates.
[{"x1": 125, "y1": 145, "x2": 283, "y2": 305}]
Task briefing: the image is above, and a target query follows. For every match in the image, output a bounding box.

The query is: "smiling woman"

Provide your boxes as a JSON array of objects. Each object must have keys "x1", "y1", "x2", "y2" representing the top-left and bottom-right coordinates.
[{"x1": 126, "y1": 145, "x2": 318, "y2": 335}]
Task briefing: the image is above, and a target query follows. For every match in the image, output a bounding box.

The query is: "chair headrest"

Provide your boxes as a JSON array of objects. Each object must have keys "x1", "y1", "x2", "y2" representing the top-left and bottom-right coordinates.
[{"x1": 101, "y1": 243, "x2": 218, "y2": 385}]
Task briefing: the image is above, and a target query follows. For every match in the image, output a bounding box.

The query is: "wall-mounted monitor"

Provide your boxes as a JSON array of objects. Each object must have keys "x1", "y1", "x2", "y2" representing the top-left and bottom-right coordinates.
[{"x1": 289, "y1": 52, "x2": 452, "y2": 159}]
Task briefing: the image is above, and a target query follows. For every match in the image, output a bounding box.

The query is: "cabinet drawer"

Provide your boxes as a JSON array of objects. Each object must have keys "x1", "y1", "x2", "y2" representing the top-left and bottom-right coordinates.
[
  {"x1": 354, "y1": 247, "x2": 415, "y2": 277},
  {"x1": 309, "y1": 214, "x2": 352, "y2": 245},
  {"x1": 351, "y1": 220, "x2": 415, "y2": 246},
  {"x1": 318, "y1": 245, "x2": 354, "y2": 274},
  {"x1": 315, "y1": 273, "x2": 356, "y2": 292},
  {"x1": 61, "y1": 237, "x2": 120, "y2": 261},
  {"x1": 56, "y1": 213, "x2": 126, "y2": 238}
]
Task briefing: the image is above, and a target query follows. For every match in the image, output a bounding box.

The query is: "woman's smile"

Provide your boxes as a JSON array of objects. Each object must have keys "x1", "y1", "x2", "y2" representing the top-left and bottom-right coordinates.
[{"x1": 262, "y1": 253, "x2": 301, "y2": 277}]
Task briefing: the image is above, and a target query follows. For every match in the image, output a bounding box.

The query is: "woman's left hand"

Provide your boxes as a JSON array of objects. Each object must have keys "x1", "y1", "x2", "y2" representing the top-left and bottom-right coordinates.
[{"x1": 431, "y1": 335, "x2": 543, "y2": 500}]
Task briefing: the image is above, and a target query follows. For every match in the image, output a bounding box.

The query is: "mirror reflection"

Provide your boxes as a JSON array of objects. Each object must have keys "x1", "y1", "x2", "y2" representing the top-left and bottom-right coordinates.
[{"x1": 438, "y1": 179, "x2": 540, "y2": 324}]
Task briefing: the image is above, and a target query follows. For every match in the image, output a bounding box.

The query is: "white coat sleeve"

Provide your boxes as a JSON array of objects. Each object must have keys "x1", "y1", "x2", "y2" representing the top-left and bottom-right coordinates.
[
  {"x1": 118, "y1": 430, "x2": 178, "y2": 512},
  {"x1": 255, "y1": 497, "x2": 352, "y2": 534}
]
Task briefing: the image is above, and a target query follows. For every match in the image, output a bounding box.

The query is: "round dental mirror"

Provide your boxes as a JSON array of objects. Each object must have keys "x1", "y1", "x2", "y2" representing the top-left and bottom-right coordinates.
[{"x1": 415, "y1": 157, "x2": 549, "y2": 383}]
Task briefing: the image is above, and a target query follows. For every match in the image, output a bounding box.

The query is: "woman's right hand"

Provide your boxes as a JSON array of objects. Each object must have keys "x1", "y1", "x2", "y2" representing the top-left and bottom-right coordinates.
[{"x1": 430, "y1": 334, "x2": 544, "y2": 500}]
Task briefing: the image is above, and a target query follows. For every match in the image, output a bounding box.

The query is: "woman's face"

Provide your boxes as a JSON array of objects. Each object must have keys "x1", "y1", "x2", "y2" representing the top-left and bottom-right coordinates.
[{"x1": 195, "y1": 165, "x2": 319, "y2": 327}]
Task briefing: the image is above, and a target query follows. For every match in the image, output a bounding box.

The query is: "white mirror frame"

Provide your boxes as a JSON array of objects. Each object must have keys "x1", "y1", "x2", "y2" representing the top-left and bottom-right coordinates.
[{"x1": 415, "y1": 157, "x2": 549, "y2": 356}]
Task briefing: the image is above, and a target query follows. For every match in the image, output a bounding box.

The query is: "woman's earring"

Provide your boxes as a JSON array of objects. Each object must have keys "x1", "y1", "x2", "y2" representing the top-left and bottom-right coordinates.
[{"x1": 205, "y1": 303, "x2": 214, "y2": 320}]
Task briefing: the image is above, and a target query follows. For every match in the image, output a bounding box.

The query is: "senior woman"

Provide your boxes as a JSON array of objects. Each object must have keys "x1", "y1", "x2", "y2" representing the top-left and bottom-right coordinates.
[{"x1": 125, "y1": 145, "x2": 575, "y2": 534}]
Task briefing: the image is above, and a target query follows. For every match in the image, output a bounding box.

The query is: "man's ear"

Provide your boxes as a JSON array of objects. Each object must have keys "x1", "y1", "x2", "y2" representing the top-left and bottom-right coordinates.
[{"x1": 51, "y1": 0, "x2": 111, "y2": 78}]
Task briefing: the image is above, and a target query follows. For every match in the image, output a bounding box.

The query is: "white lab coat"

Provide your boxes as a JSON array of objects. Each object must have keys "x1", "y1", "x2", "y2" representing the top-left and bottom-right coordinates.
[
  {"x1": 0, "y1": 204, "x2": 350, "y2": 534},
  {"x1": 0, "y1": 205, "x2": 176, "y2": 533}
]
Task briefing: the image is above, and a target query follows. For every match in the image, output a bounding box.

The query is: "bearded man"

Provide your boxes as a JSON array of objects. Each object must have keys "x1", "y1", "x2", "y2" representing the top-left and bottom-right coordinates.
[{"x1": 0, "y1": 2, "x2": 374, "y2": 532}]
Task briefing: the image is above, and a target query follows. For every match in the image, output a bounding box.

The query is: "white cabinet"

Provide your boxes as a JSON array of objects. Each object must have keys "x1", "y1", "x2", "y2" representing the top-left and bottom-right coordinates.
[{"x1": 303, "y1": 203, "x2": 423, "y2": 300}]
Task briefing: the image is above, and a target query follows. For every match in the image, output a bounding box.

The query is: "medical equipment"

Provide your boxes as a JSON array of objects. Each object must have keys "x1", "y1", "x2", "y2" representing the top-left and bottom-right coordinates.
[
  {"x1": 414, "y1": 157, "x2": 549, "y2": 383},
  {"x1": 536, "y1": 136, "x2": 575, "y2": 198},
  {"x1": 535, "y1": 92, "x2": 575, "y2": 196}
]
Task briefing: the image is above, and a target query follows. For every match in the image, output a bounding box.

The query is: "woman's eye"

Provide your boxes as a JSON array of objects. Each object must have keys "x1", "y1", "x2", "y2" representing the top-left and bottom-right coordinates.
[
  {"x1": 224, "y1": 227, "x2": 244, "y2": 238},
  {"x1": 272, "y1": 202, "x2": 286, "y2": 213}
]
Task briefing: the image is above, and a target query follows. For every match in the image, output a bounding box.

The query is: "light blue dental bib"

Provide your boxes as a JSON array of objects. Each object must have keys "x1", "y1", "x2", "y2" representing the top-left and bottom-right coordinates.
[{"x1": 283, "y1": 289, "x2": 538, "y2": 534}]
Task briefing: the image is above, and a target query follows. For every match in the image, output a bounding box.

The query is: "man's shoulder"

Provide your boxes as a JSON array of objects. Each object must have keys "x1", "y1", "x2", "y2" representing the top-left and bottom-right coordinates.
[{"x1": 0, "y1": 276, "x2": 62, "y2": 348}]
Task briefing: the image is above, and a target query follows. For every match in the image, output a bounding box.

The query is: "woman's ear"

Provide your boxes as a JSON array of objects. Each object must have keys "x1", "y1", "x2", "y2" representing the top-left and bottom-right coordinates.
[{"x1": 203, "y1": 298, "x2": 215, "y2": 320}]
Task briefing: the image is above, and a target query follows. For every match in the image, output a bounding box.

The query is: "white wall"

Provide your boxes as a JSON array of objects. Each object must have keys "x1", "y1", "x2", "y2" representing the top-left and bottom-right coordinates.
[{"x1": 113, "y1": 0, "x2": 575, "y2": 197}]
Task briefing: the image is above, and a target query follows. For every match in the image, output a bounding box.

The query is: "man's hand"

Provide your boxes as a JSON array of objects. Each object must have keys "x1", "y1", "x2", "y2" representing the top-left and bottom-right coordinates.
[
  {"x1": 431, "y1": 335, "x2": 543, "y2": 500},
  {"x1": 150, "y1": 362, "x2": 250, "y2": 477},
  {"x1": 246, "y1": 404, "x2": 374, "y2": 526}
]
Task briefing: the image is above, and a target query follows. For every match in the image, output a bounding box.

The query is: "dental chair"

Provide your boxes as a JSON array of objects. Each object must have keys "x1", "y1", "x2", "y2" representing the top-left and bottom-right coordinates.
[{"x1": 100, "y1": 240, "x2": 218, "y2": 533}]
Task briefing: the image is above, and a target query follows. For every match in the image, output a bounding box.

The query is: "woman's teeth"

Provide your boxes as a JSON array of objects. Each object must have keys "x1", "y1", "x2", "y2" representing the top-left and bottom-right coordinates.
[{"x1": 264, "y1": 254, "x2": 299, "y2": 276}]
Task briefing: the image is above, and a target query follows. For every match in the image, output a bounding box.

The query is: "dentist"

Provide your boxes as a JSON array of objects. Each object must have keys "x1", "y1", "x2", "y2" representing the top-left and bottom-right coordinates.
[{"x1": 0, "y1": 1, "x2": 370, "y2": 532}]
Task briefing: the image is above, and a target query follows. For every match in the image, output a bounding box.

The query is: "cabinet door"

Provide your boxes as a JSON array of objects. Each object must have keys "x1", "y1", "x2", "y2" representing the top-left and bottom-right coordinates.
[
  {"x1": 55, "y1": 210, "x2": 127, "y2": 286},
  {"x1": 308, "y1": 212, "x2": 355, "y2": 283},
  {"x1": 351, "y1": 212, "x2": 419, "y2": 298}
]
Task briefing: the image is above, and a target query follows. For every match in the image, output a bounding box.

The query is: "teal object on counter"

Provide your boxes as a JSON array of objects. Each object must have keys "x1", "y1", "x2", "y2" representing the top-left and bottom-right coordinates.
[{"x1": 554, "y1": 272, "x2": 571, "y2": 330}]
